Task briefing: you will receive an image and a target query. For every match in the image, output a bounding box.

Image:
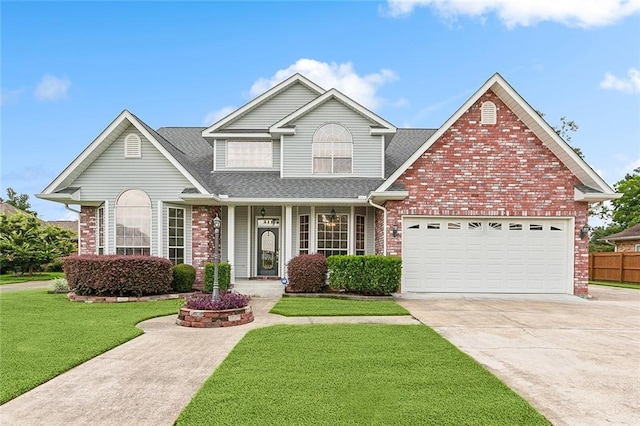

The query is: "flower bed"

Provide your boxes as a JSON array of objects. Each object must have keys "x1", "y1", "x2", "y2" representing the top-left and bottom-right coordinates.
[
  {"x1": 176, "y1": 305, "x2": 253, "y2": 328},
  {"x1": 68, "y1": 292, "x2": 192, "y2": 303}
]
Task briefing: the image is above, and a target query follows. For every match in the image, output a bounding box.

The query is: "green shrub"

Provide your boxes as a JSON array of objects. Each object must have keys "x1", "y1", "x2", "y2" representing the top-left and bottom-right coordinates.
[
  {"x1": 49, "y1": 277, "x2": 70, "y2": 292},
  {"x1": 204, "y1": 262, "x2": 231, "y2": 293},
  {"x1": 45, "y1": 259, "x2": 65, "y2": 272},
  {"x1": 327, "y1": 255, "x2": 402, "y2": 296},
  {"x1": 172, "y1": 264, "x2": 196, "y2": 293},
  {"x1": 287, "y1": 253, "x2": 327, "y2": 293},
  {"x1": 63, "y1": 255, "x2": 173, "y2": 297}
]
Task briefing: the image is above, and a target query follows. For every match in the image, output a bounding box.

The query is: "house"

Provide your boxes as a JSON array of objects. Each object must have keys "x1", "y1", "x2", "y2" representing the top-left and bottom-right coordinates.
[
  {"x1": 601, "y1": 224, "x2": 640, "y2": 252},
  {"x1": 37, "y1": 73, "x2": 619, "y2": 296}
]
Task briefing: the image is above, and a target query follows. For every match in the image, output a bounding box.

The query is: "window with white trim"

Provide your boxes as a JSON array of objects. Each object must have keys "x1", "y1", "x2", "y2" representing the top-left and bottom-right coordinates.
[
  {"x1": 97, "y1": 206, "x2": 105, "y2": 255},
  {"x1": 481, "y1": 101, "x2": 497, "y2": 125},
  {"x1": 317, "y1": 213, "x2": 348, "y2": 257},
  {"x1": 168, "y1": 207, "x2": 185, "y2": 265},
  {"x1": 299, "y1": 215, "x2": 310, "y2": 255},
  {"x1": 355, "y1": 215, "x2": 365, "y2": 255},
  {"x1": 635, "y1": 244, "x2": 640, "y2": 252},
  {"x1": 226, "y1": 141, "x2": 272, "y2": 168},
  {"x1": 313, "y1": 123, "x2": 352, "y2": 174},
  {"x1": 124, "y1": 134, "x2": 142, "y2": 158},
  {"x1": 115, "y1": 189, "x2": 151, "y2": 256}
]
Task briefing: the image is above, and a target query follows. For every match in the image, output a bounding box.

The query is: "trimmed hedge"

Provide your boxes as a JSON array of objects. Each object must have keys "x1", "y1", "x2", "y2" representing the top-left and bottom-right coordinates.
[
  {"x1": 327, "y1": 255, "x2": 402, "y2": 296},
  {"x1": 63, "y1": 255, "x2": 173, "y2": 297},
  {"x1": 204, "y1": 262, "x2": 231, "y2": 293},
  {"x1": 287, "y1": 253, "x2": 328, "y2": 293},
  {"x1": 172, "y1": 264, "x2": 196, "y2": 293}
]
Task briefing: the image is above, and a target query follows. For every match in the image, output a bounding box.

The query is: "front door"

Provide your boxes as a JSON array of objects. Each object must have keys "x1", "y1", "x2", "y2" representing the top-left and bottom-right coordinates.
[{"x1": 258, "y1": 228, "x2": 278, "y2": 276}]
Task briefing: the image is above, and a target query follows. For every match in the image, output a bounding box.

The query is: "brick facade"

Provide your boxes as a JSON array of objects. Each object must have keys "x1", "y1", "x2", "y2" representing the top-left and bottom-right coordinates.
[
  {"x1": 615, "y1": 240, "x2": 640, "y2": 252},
  {"x1": 79, "y1": 206, "x2": 97, "y2": 255},
  {"x1": 191, "y1": 206, "x2": 222, "y2": 289},
  {"x1": 382, "y1": 90, "x2": 590, "y2": 295}
]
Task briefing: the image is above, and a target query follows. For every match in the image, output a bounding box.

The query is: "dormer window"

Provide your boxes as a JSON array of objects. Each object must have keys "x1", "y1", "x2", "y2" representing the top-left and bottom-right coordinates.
[
  {"x1": 124, "y1": 133, "x2": 142, "y2": 158},
  {"x1": 481, "y1": 101, "x2": 497, "y2": 125},
  {"x1": 312, "y1": 123, "x2": 352, "y2": 174}
]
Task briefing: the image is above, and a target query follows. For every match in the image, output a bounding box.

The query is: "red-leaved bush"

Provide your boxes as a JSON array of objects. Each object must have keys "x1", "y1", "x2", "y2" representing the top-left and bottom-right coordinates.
[
  {"x1": 184, "y1": 292, "x2": 250, "y2": 310},
  {"x1": 64, "y1": 255, "x2": 173, "y2": 297},
  {"x1": 286, "y1": 253, "x2": 328, "y2": 293}
]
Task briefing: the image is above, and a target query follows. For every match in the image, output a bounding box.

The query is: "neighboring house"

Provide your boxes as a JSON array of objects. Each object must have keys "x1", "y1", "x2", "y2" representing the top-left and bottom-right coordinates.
[
  {"x1": 37, "y1": 73, "x2": 619, "y2": 296},
  {"x1": 601, "y1": 224, "x2": 640, "y2": 252},
  {"x1": 0, "y1": 202, "x2": 43, "y2": 221},
  {"x1": 0, "y1": 202, "x2": 78, "y2": 240}
]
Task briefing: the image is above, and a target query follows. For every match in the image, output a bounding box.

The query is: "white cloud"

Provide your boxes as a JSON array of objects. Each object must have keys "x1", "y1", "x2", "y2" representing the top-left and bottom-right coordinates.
[
  {"x1": 383, "y1": 0, "x2": 640, "y2": 28},
  {"x1": 202, "y1": 106, "x2": 237, "y2": 126},
  {"x1": 600, "y1": 68, "x2": 640, "y2": 94},
  {"x1": 34, "y1": 75, "x2": 71, "y2": 101},
  {"x1": 249, "y1": 59, "x2": 397, "y2": 109}
]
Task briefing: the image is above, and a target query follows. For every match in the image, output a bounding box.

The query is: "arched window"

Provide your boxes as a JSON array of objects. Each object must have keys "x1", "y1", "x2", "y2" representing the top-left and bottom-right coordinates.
[
  {"x1": 124, "y1": 133, "x2": 142, "y2": 158},
  {"x1": 481, "y1": 101, "x2": 497, "y2": 125},
  {"x1": 115, "y1": 189, "x2": 151, "y2": 255},
  {"x1": 312, "y1": 123, "x2": 352, "y2": 174}
]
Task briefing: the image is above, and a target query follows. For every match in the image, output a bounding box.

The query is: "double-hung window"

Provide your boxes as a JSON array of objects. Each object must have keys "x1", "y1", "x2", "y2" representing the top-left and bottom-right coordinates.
[{"x1": 168, "y1": 207, "x2": 185, "y2": 264}]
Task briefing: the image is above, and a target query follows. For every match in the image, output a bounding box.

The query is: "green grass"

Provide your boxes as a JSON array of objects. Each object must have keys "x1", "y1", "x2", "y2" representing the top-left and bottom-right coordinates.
[
  {"x1": 178, "y1": 324, "x2": 549, "y2": 425},
  {"x1": 270, "y1": 296, "x2": 410, "y2": 316},
  {"x1": 0, "y1": 290, "x2": 182, "y2": 404},
  {"x1": 590, "y1": 280, "x2": 640, "y2": 290},
  {"x1": 0, "y1": 272, "x2": 65, "y2": 285}
]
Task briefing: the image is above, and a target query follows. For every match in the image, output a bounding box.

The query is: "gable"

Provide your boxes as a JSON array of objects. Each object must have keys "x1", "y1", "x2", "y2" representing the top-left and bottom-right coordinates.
[{"x1": 225, "y1": 82, "x2": 320, "y2": 130}]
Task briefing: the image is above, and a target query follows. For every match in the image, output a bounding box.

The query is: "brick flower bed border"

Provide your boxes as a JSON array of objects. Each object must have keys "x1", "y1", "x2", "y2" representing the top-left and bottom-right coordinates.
[
  {"x1": 67, "y1": 292, "x2": 193, "y2": 303},
  {"x1": 176, "y1": 305, "x2": 254, "y2": 328}
]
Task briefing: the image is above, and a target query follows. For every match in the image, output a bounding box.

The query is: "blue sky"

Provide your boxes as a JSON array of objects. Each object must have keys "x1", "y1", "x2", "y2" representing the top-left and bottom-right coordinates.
[{"x1": 1, "y1": 0, "x2": 639, "y2": 221}]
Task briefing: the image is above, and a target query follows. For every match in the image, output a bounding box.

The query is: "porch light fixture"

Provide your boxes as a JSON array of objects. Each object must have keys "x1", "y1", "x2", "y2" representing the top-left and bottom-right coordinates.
[
  {"x1": 260, "y1": 207, "x2": 266, "y2": 217},
  {"x1": 392, "y1": 224, "x2": 398, "y2": 238},
  {"x1": 580, "y1": 224, "x2": 590, "y2": 239},
  {"x1": 330, "y1": 208, "x2": 336, "y2": 223},
  {"x1": 212, "y1": 213, "x2": 222, "y2": 301}
]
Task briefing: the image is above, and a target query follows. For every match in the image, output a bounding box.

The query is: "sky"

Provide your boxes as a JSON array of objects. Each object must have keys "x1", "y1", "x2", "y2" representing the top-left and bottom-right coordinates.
[{"x1": 1, "y1": 0, "x2": 639, "y2": 221}]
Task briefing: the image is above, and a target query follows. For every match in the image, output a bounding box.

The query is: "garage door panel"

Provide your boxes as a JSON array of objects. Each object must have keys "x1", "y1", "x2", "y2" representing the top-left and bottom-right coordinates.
[{"x1": 403, "y1": 217, "x2": 571, "y2": 294}]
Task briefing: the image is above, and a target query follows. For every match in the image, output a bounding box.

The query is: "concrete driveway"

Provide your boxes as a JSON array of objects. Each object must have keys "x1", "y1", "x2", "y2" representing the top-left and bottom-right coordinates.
[{"x1": 396, "y1": 286, "x2": 640, "y2": 426}]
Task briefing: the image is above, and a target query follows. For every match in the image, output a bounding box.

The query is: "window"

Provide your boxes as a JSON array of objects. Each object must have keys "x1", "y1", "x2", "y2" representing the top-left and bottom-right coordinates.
[
  {"x1": 489, "y1": 222, "x2": 502, "y2": 230},
  {"x1": 168, "y1": 207, "x2": 185, "y2": 265},
  {"x1": 509, "y1": 223, "x2": 523, "y2": 231},
  {"x1": 468, "y1": 222, "x2": 482, "y2": 230},
  {"x1": 447, "y1": 222, "x2": 461, "y2": 230},
  {"x1": 115, "y1": 189, "x2": 151, "y2": 256},
  {"x1": 299, "y1": 215, "x2": 310, "y2": 255},
  {"x1": 481, "y1": 101, "x2": 497, "y2": 125},
  {"x1": 97, "y1": 206, "x2": 105, "y2": 255},
  {"x1": 124, "y1": 133, "x2": 142, "y2": 158},
  {"x1": 312, "y1": 123, "x2": 352, "y2": 174},
  {"x1": 317, "y1": 213, "x2": 348, "y2": 257},
  {"x1": 226, "y1": 141, "x2": 272, "y2": 168},
  {"x1": 427, "y1": 223, "x2": 440, "y2": 230},
  {"x1": 355, "y1": 215, "x2": 365, "y2": 255},
  {"x1": 635, "y1": 244, "x2": 640, "y2": 252},
  {"x1": 530, "y1": 224, "x2": 543, "y2": 231}
]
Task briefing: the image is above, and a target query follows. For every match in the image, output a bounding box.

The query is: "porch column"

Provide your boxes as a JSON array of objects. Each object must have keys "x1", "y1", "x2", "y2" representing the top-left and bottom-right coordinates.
[
  {"x1": 285, "y1": 205, "x2": 293, "y2": 277},
  {"x1": 227, "y1": 205, "x2": 236, "y2": 284}
]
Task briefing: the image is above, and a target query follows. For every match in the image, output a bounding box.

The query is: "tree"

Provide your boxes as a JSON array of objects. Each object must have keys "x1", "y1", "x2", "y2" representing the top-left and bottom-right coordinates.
[
  {"x1": 535, "y1": 111, "x2": 584, "y2": 159},
  {"x1": 611, "y1": 167, "x2": 640, "y2": 228},
  {"x1": 0, "y1": 187, "x2": 36, "y2": 215},
  {"x1": 0, "y1": 213, "x2": 75, "y2": 274}
]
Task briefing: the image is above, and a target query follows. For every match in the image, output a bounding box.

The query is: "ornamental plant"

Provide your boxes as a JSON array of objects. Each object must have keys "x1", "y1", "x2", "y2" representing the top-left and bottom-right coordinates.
[
  {"x1": 172, "y1": 264, "x2": 196, "y2": 293},
  {"x1": 286, "y1": 253, "x2": 328, "y2": 293},
  {"x1": 184, "y1": 292, "x2": 250, "y2": 311}
]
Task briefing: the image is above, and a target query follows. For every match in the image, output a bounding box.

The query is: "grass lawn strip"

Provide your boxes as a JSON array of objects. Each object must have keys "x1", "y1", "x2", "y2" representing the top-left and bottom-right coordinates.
[
  {"x1": 589, "y1": 281, "x2": 640, "y2": 290},
  {"x1": 270, "y1": 296, "x2": 410, "y2": 316},
  {"x1": 178, "y1": 324, "x2": 549, "y2": 425},
  {"x1": 0, "y1": 272, "x2": 65, "y2": 285},
  {"x1": 0, "y1": 290, "x2": 182, "y2": 404}
]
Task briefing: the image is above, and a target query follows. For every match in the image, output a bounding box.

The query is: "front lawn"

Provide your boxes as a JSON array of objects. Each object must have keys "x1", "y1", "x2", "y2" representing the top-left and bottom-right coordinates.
[
  {"x1": 270, "y1": 296, "x2": 410, "y2": 316},
  {"x1": 0, "y1": 290, "x2": 182, "y2": 404},
  {"x1": 178, "y1": 324, "x2": 549, "y2": 425},
  {"x1": 590, "y1": 280, "x2": 640, "y2": 290},
  {"x1": 0, "y1": 272, "x2": 65, "y2": 285}
]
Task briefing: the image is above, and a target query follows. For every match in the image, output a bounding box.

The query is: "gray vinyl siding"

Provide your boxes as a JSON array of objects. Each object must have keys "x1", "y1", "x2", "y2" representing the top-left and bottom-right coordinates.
[
  {"x1": 282, "y1": 100, "x2": 383, "y2": 177},
  {"x1": 215, "y1": 139, "x2": 280, "y2": 171},
  {"x1": 365, "y1": 207, "x2": 375, "y2": 254},
  {"x1": 234, "y1": 206, "x2": 249, "y2": 279},
  {"x1": 226, "y1": 83, "x2": 319, "y2": 130},
  {"x1": 71, "y1": 125, "x2": 194, "y2": 254}
]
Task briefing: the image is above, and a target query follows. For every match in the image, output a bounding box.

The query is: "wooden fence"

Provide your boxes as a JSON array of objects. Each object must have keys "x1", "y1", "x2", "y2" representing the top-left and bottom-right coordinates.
[{"x1": 588, "y1": 252, "x2": 640, "y2": 283}]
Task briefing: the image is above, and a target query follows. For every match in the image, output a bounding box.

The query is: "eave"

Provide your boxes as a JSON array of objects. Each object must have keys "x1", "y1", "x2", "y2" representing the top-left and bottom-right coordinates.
[{"x1": 574, "y1": 187, "x2": 622, "y2": 202}]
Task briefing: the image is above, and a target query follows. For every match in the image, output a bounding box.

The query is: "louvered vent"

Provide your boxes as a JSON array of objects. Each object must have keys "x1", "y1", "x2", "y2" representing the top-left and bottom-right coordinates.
[
  {"x1": 481, "y1": 101, "x2": 497, "y2": 125},
  {"x1": 124, "y1": 134, "x2": 141, "y2": 158}
]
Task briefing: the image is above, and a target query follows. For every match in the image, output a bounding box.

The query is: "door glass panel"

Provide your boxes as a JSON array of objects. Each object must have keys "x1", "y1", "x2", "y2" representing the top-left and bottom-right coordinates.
[{"x1": 261, "y1": 230, "x2": 276, "y2": 270}]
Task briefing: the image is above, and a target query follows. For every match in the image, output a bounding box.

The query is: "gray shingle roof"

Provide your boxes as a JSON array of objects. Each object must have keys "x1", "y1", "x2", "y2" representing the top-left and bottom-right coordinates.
[
  {"x1": 603, "y1": 224, "x2": 640, "y2": 241},
  {"x1": 146, "y1": 125, "x2": 431, "y2": 199}
]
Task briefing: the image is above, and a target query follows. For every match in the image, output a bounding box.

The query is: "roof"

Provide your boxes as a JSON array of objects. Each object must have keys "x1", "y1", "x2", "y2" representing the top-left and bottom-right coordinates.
[
  {"x1": 47, "y1": 220, "x2": 78, "y2": 234},
  {"x1": 0, "y1": 202, "x2": 45, "y2": 223},
  {"x1": 385, "y1": 129, "x2": 437, "y2": 178},
  {"x1": 603, "y1": 224, "x2": 640, "y2": 241}
]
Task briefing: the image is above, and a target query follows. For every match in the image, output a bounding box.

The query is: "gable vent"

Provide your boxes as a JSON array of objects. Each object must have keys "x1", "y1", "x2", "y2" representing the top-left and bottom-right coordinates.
[
  {"x1": 124, "y1": 133, "x2": 142, "y2": 158},
  {"x1": 481, "y1": 101, "x2": 497, "y2": 125}
]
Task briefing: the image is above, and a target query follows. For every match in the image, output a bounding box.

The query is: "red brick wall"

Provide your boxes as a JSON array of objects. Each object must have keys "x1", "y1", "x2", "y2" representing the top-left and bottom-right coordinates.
[
  {"x1": 384, "y1": 89, "x2": 590, "y2": 295},
  {"x1": 79, "y1": 206, "x2": 97, "y2": 255},
  {"x1": 191, "y1": 206, "x2": 222, "y2": 289},
  {"x1": 615, "y1": 240, "x2": 640, "y2": 252}
]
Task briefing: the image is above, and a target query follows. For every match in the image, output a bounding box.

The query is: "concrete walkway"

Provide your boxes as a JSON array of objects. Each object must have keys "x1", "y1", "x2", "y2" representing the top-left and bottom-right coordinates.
[
  {"x1": 0, "y1": 297, "x2": 418, "y2": 426},
  {"x1": 0, "y1": 281, "x2": 52, "y2": 293}
]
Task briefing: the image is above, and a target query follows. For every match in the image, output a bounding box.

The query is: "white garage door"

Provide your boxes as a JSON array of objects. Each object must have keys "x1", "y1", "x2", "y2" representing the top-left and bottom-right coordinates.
[{"x1": 402, "y1": 217, "x2": 572, "y2": 293}]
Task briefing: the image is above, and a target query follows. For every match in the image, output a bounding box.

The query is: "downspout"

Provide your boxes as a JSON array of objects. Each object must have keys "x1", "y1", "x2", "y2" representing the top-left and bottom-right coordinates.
[
  {"x1": 368, "y1": 199, "x2": 387, "y2": 255},
  {"x1": 65, "y1": 204, "x2": 81, "y2": 255}
]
